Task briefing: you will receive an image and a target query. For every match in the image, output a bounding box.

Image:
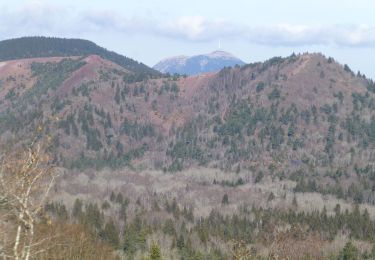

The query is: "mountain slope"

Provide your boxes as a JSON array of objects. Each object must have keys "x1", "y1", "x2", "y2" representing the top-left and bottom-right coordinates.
[
  {"x1": 1, "y1": 52, "x2": 375, "y2": 204},
  {"x1": 153, "y1": 50, "x2": 245, "y2": 75},
  {"x1": 0, "y1": 36, "x2": 160, "y2": 77}
]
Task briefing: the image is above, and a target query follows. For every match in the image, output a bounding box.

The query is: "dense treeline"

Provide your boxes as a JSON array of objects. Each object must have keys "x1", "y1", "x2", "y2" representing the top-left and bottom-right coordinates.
[
  {"x1": 165, "y1": 84, "x2": 375, "y2": 204},
  {"x1": 0, "y1": 36, "x2": 160, "y2": 77},
  {"x1": 43, "y1": 193, "x2": 375, "y2": 259}
]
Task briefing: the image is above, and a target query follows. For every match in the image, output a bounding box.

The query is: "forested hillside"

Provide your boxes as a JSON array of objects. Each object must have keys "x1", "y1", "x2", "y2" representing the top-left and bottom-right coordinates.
[
  {"x1": 2, "y1": 47, "x2": 375, "y2": 259},
  {"x1": 0, "y1": 37, "x2": 160, "y2": 78}
]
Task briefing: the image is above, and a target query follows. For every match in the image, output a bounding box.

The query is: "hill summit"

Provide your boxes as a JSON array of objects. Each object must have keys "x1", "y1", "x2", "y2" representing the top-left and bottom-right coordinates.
[
  {"x1": 0, "y1": 36, "x2": 160, "y2": 77},
  {"x1": 153, "y1": 50, "x2": 245, "y2": 75}
]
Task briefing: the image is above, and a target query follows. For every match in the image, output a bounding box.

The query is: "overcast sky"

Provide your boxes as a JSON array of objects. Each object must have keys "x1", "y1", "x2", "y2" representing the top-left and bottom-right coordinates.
[{"x1": 1, "y1": 0, "x2": 375, "y2": 78}]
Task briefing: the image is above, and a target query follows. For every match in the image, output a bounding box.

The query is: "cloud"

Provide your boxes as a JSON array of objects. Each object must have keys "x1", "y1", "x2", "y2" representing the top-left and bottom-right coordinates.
[
  {"x1": 158, "y1": 18, "x2": 375, "y2": 48},
  {"x1": 156, "y1": 16, "x2": 246, "y2": 41},
  {"x1": 0, "y1": 2, "x2": 74, "y2": 36},
  {"x1": 162, "y1": 16, "x2": 206, "y2": 40},
  {"x1": 1, "y1": 2, "x2": 375, "y2": 48},
  {"x1": 246, "y1": 24, "x2": 375, "y2": 47}
]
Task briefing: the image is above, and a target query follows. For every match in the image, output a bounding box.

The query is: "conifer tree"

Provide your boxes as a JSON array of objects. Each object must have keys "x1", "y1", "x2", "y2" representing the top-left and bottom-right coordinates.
[{"x1": 149, "y1": 241, "x2": 162, "y2": 260}]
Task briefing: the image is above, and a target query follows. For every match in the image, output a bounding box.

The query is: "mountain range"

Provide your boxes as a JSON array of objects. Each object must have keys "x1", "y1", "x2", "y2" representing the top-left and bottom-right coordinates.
[
  {"x1": 1, "y1": 37, "x2": 375, "y2": 191},
  {"x1": 2, "y1": 36, "x2": 375, "y2": 258},
  {"x1": 153, "y1": 50, "x2": 245, "y2": 75}
]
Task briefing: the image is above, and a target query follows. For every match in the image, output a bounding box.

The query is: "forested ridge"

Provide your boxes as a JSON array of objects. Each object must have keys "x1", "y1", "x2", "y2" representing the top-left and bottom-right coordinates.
[
  {"x1": 2, "y1": 44, "x2": 375, "y2": 258},
  {"x1": 0, "y1": 36, "x2": 160, "y2": 77}
]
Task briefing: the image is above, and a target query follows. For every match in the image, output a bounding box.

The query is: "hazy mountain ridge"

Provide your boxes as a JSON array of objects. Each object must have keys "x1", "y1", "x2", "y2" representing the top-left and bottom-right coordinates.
[{"x1": 153, "y1": 50, "x2": 245, "y2": 75}]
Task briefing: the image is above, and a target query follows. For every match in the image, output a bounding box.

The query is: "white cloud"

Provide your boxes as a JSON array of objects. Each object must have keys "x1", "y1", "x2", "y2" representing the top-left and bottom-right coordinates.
[
  {"x1": 247, "y1": 24, "x2": 375, "y2": 47},
  {"x1": 1, "y1": 2, "x2": 375, "y2": 48},
  {"x1": 156, "y1": 16, "x2": 245, "y2": 42},
  {"x1": 157, "y1": 19, "x2": 375, "y2": 48},
  {"x1": 164, "y1": 16, "x2": 206, "y2": 39},
  {"x1": 0, "y1": 2, "x2": 72, "y2": 36}
]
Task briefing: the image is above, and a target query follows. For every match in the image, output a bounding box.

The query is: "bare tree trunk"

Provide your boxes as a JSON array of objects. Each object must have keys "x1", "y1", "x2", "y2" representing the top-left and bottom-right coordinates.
[
  {"x1": 13, "y1": 220, "x2": 23, "y2": 260},
  {"x1": 24, "y1": 223, "x2": 33, "y2": 260}
]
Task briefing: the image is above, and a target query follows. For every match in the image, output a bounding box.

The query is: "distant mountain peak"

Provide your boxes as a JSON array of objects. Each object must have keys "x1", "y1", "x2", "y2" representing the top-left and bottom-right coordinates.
[
  {"x1": 206, "y1": 50, "x2": 237, "y2": 59},
  {"x1": 153, "y1": 50, "x2": 245, "y2": 75},
  {"x1": 158, "y1": 55, "x2": 188, "y2": 65}
]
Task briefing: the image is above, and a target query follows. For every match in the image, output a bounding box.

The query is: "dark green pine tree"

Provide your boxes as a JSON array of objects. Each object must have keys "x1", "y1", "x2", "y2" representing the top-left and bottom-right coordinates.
[
  {"x1": 149, "y1": 241, "x2": 162, "y2": 260},
  {"x1": 72, "y1": 198, "x2": 83, "y2": 219},
  {"x1": 103, "y1": 219, "x2": 120, "y2": 248},
  {"x1": 338, "y1": 241, "x2": 358, "y2": 260},
  {"x1": 222, "y1": 194, "x2": 229, "y2": 205}
]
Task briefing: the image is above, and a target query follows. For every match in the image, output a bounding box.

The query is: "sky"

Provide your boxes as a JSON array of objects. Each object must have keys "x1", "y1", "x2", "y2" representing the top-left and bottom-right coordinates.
[{"x1": 1, "y1": 0, "x2": 375, "y2": 78}]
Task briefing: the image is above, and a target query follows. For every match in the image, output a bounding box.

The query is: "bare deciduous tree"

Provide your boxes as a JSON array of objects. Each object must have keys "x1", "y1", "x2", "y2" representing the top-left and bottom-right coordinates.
[
  {"x1": 0, "y1": 138, "x2": 57, "y2": 260},
  {"x1": 230, "y1": 240, "x2": 253, "y2": 260}
]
